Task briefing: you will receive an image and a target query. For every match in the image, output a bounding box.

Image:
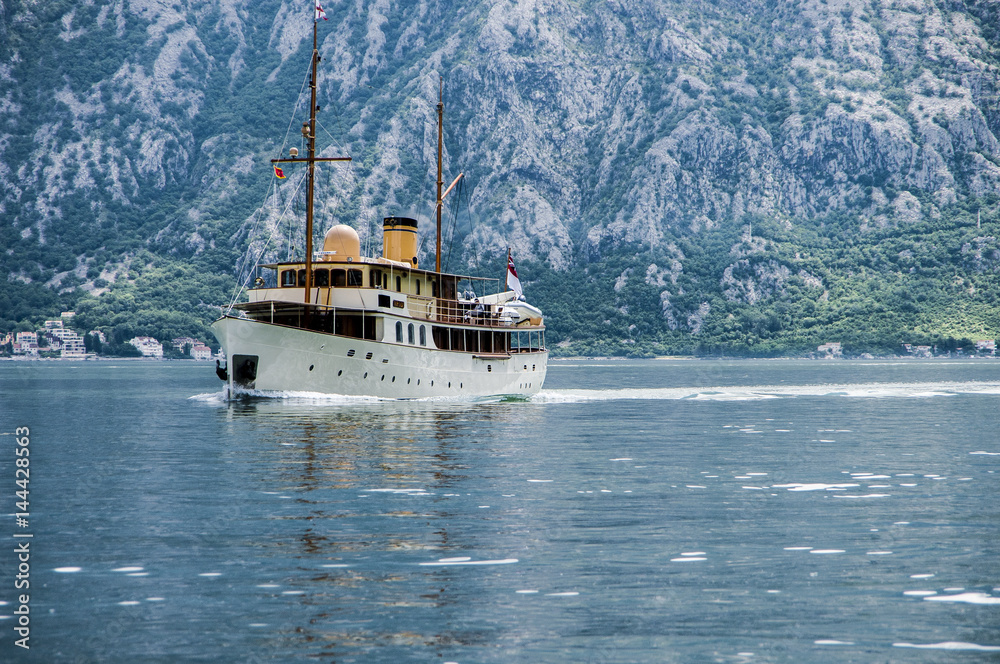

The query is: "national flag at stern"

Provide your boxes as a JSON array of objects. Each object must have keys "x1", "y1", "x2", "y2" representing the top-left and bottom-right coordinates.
[
  {"x1": 273, "y1": 165, "x2": 286, "y2": 179},
  {"x1": 315, "y1": 3, "x2": 328, "y2": 20},
  {"x1": 506, "y1": 249, "x2": 523, "y2": 299}
]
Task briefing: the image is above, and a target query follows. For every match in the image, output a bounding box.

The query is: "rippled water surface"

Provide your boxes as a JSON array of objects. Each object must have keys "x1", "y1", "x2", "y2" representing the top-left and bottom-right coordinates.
[{"x1": 1, "y1": 359, "x2": 999, "y2": 662}]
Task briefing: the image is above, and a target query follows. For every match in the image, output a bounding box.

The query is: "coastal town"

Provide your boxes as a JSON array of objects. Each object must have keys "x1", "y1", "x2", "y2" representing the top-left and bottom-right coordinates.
[
  {"x1": 1, "y1": 312, "x2": 219, "y2": 361},
  {"x1": 1, "y1": 312, "x2": 994, "y2": 361}
]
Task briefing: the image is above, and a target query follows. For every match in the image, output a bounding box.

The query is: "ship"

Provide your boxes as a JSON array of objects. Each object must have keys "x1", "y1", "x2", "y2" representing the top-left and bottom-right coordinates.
[{"x1": 210, "y1": 7, "x2": 548, "y2": 398}]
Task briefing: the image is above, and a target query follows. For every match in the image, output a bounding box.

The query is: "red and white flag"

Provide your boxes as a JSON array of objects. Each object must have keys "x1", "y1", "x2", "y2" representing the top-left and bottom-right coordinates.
[
  {"x1": 506, "y1": 249, "x2": 523, "y2": 298},
  {"x1": 315, "y1": 3, "x2": 328, "y2": 20}
]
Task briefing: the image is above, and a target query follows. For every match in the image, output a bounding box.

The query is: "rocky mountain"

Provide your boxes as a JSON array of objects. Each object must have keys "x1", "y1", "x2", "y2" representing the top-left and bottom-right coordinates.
[{"x1": 2, "y1": 0, "x2": 999, "y2": 354}]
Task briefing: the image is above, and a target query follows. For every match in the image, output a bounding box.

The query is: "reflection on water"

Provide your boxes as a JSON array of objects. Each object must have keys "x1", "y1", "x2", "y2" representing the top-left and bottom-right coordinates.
[{"x1": 2, "y1": 360, "x2": 999, "y2": 662}]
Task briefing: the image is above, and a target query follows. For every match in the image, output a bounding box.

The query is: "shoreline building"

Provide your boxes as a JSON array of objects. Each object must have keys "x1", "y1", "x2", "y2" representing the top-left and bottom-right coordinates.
[{"x1": 129, "y1": 336, "x2": 164, "y2": 358}]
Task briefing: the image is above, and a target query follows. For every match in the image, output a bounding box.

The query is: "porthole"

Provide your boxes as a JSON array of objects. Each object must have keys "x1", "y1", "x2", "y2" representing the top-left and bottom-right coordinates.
[
  {"x1": 381, "y1": 375, "x2": 385, "y2": 381},
  {"x1": 309, "y1": 364, "x2": 314, "y2": 371},
  {"x1": 460, "y1": 382, "x2": 463, "y2": 389},
  {"x1": 347, "y1": 349, "x2": 356, "y2": 357},
  {"x1": 431, "y1": 380, "x2": 434, "y2": 386},
  {"x1": 448, "y1": 382, "x2": 451, "y2": 388},
  {"x1": 392, "y1": 376, "x2": 396, "y2": 382},
  {"x1": 417, "y1": 379, "x2": 421, "y2": 385},
  {"x1": 407, "y1": 378, "x2": 411, "y2": 384},
  {"x1": 532, "y1": 364, "x2": 536, "y2": 371},
  {"x1": 487, "y1": 365, "x2": 492, "y2": 372},
  {"x1": 363, "y1": 372, "x2": 368, "y2": 379},
  {"x1": 366, "y1": 352, "x2": 374, "y2": 360},
  {"x1": 337, "y1": 370, "x2": 343, "y2": 376}
]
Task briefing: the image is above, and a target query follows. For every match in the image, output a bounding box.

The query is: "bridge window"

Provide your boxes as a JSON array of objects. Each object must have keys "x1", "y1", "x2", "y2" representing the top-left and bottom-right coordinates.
[
  {"x1": 313, "y1": 269, "x2": 329, "y2": 288},
  {"x1": 395, "y1": 321, "x2": 403, "y2": 343},
  {"x1": 407, "y1": 323, "x2": 415, "y2": 345},
  {"x1": 396, "y1": 276, "x2": 402, "y2": 292},
  {"x1": 415, "y1": 279, "x2": 421, "y2": 296},
  {"x1": 331, "y1": 269, "x2": 346, "y2": 287},
  {"x1": 348, "y1": 269, "x2": 363, "y2": 287},
  {"x1": 281, "y1": 270, "x2": 297, "y2": 287}
]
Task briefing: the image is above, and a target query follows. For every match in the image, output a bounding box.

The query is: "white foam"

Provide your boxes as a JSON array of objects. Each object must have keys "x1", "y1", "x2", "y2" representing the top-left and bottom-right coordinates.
[
  {"x1": 686, "y1": 485, "x2": 706, "y2": 489},
  {"x1": 418, "y1": 558, "x2": 518, "y2": 566},
  {"x1": 682, "y1": 552, "x2": 706, "y2": 556},
  {"x1": 320, "y1": 564, "x2": 349, "y2": 568},
  {"x1": 815, "y1": 640, "x2": 854, "y2": 645},
  {"x1": 894, "y1": 642, "x2": 1000, "y2": 651},
  {"x1": 112, "y1": 566, "x2": 143, "y2": 573},
  {"x1": 866, "y1": 551, "x2": 893, "y2": 555},
  {"x1": 198, "y1": 572, "x2": 222, "y2": 577},
  {"x1": 281, "y1": 590, "x2": 305, "y2": 595},
  {"x1": 257, "y1": 584, "x2": 280, "y2": 588},
  {"x1": 516, "y1": 590, "x2": 539, "y2": 594},
  {"x1": 925, "y1": 592, "x2": 1000, "y2": 605},
  {"x1": 54, "y1": 567, "x2": 81, "y2": 573},
  {"x1": 746, "y1": 472, "x2": 768, "y2": 476},
  {"x1": 545, "y1": 591, "x2": 580, "y2": 596},
  {"x1": 527, "y1": 479, "x2": 553, "y2": 483},
  {"x1": 126, "y1": 572, "x2": 148, "y2": 577},
  {"x1": 910, "y1": 573, "x2": 935, "y2": 579},
  {"x1": 810, "y1": 549, "x2": 846, "y2": 554},
  {"x1": 610, "y1": 458, "x2": 633, "y2": 461},
  {"x1": 146, "y1": 597, "x2": 165, "y2": 602},
  {"x1": 971, "y1": 451, "x2": 1000, "y2": 455},
  {"x1": 533, "y1": 381, "x2": 1000, "y2": 404},
  {"x1": 904, "y1": 590, "x2": 937, "y2": 596},
  {"x1": 117, "y1": 601, "x2": 140, "y2": 606},
  {"x1": 773, "y1": 483, "x2": 859, "y2": 492},
  {"x1": 671, "y1": 557, "x2": 707, "y2": 562},
  {"x1": 784, "y1": 547, "x2": 813, "y2": 551}
]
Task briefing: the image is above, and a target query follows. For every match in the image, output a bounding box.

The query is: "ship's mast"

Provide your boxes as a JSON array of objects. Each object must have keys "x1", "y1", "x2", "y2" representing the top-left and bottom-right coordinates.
[
  {"x1": 270, "y1": 15, "x2": 350, "y2": 308},
  {"x1": 435, "y1": 79, "x2": 444, "y2": 273},
  {"x1": 434, "y1": 78, "x2": 463, "y2": 274},
  {"x1": 304, "y1": 19, "x2": 319, "y2": 301}
]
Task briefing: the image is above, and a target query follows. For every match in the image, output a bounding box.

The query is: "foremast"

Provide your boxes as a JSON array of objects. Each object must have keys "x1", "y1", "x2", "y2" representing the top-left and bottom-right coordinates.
[{"x1": 270, "y1": 12, "x2": 351, "y2": 305}]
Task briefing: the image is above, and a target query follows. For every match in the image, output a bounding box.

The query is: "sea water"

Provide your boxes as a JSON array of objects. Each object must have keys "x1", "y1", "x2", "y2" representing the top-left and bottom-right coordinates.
[{"x1": 1, "y1": 359, "x2": 999, "y2": 662}]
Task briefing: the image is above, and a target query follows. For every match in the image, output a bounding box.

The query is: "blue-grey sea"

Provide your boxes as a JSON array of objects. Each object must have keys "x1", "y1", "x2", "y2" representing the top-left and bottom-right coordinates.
[{"x1": 1, "y1": 358, "x2": 999, "y2": 663}]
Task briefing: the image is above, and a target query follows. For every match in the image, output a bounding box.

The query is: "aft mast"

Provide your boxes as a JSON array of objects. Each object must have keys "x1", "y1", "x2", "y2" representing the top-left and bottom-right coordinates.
[
  {"x1": 271, "y1": 5, "x2": 351, "y2": 307},
  {"x1": 434, "y1": 78, "x2": 464, "y2": 275}
]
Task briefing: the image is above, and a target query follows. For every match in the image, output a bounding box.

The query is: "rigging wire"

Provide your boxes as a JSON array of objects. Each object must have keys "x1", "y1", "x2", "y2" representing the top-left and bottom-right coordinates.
[
  {"x1": 227, "y1": 172, "x2": 307, "y2": 311},
  {"x1": 224, "y1": 55, "x2": 316, "y2": 312}
]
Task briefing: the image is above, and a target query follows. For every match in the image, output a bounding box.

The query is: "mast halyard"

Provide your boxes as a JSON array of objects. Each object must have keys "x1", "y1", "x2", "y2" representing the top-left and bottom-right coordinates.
[{"x1": 270, "y1": 14, "x2": 351, "y2": 307}]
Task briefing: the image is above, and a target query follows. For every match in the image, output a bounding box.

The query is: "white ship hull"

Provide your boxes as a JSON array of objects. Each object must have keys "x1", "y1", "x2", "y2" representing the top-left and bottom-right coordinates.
[{"x1": 212, "y1": 316, "x2": 548, "y2": 399}]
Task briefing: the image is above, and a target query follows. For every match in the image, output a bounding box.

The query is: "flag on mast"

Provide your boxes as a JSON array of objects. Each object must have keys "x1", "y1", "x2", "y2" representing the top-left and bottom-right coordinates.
[
  {"x1": 315, "y1": 3, "x2": 328, "y2": 20},
  {"x1": 273, "y1": 165, "x2": 286, "y2": 179},
  {"x1": 506, "y1": 249, "x2": 523, "y2": 299}
]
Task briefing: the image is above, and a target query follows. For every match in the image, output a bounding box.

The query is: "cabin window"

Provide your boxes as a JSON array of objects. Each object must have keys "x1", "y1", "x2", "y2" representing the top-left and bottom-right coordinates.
[
  {"x1": 396, "y1": 276, "x2": 402, "y2": 292},
  {"x1": 281, "y1": 270, "x2": 297, "y2": 287},
  {"x1": 313, "y1": 269, "x2": 329, "y2": 288},
  {"x1": 407, "y1": 323, "x2": 415, "y2": 345},
  {"x1": 419, "y1": 325, "x2": 427, "y2": 346},
  {"x1": 370, "y1": 269, "x2": 382, "y2": 289},
  {"x1": 297, "y1": 269, "x2": 307, "y2": 287},
  {"x1": 331, "y1": 269, "x2": 346, "y2": 287},
  {"x1": 415, "y1": 280, "x2": 421, "y2": 296},
  {"x1": 395, "y1": 321, "x2": 403, "y2": 343},
  {"x1": 348, "y1": 269, "x2": 363, "y2": 287},
  {"x1": 432, "y1": 280, "x2": 438, "y2": 297}
]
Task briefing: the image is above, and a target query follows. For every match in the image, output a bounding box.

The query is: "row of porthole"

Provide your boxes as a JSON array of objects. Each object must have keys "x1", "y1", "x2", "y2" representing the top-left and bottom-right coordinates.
[{"x1": 307, "y1": 363, "x2": 469, "y2": 390}]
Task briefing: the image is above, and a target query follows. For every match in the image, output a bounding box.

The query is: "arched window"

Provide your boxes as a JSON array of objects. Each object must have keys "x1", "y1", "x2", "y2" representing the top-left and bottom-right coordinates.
[
  {"x1": 395, "y1": 321, "x2": 403, "y2": 343},
  {"x1": 419, "y1": 325, "x2": 426, "y2": 346},
  {"x1": 407, "y1": 323, "x2": 415, "y2": 345}
]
